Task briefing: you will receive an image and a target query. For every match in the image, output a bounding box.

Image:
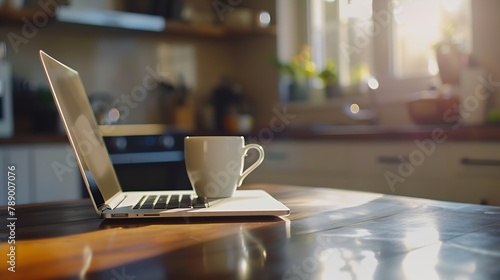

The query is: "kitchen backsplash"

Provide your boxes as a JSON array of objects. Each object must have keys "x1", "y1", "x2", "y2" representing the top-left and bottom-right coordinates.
[{"x1": 1, "y1": 25, "x2": 237, "y2": 125}]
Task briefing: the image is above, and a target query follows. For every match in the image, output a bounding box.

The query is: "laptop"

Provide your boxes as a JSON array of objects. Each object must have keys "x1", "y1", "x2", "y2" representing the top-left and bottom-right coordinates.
[{"x1": 39, "y1": 50, "x2": 290, "y2": 219}]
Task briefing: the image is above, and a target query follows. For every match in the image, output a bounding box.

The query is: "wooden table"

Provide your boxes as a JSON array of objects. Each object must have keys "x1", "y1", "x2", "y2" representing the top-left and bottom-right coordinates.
[{"x1": 1, "y1": 184, "x2": 500, "y2": 279}]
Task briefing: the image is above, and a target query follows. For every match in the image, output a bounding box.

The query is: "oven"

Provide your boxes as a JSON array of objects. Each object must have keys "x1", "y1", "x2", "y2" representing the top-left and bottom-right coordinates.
[{"x1": 103, "y1": 126, "x2": 191, "y2": 192}]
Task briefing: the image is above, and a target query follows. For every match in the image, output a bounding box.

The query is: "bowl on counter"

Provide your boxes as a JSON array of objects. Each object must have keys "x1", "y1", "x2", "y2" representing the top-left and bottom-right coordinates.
[{"x1": 407, "y1": 89, "x2": 459, "y2": 125}]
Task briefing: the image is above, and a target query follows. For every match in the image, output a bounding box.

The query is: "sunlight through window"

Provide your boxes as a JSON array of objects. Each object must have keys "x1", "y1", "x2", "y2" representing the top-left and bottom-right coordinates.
[
  {"x1": 393, "y1": 0, "x2": 471, "y2": 78},
  {"x1": 310, "y1": 0, "x2": 471, "y2": 93}
]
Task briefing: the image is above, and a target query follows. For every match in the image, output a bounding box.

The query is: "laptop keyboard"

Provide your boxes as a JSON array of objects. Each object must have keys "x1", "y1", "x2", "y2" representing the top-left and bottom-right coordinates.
[{"x1": 133, "y1": 195, "x2": 208, "y2": 210}]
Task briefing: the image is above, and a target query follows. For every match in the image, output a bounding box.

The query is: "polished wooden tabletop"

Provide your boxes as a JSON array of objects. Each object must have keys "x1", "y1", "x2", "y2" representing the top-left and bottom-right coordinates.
[{"x1": 1, "y1": 184, "x2": 500, "y2": 280}]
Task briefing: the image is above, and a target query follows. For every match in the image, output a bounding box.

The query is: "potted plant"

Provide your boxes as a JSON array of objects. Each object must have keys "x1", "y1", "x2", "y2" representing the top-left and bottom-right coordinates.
[
  {"x1": 318, "y1": 60, "x2": 341, "y2": 98},
  {"x1": 274, "y1": 46, "x2": 316, "y2": 102},
  {"x1": 434, "y1": 17, "x2": 463, "y2": 85}
]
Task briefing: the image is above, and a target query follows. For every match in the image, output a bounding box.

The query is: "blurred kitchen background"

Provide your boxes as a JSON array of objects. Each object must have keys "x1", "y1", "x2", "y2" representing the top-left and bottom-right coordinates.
[
  {"x1": 1, "y1": 0, "x2": 500, "y2": 206},
  {"x1": 0, "y1": 0, "x2": 279, "y2": 132}
]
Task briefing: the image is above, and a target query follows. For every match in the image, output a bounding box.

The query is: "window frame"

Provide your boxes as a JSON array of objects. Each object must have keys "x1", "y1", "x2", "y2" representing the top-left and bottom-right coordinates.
[{"x1": 308, "y1": 0, "x2": 446, "y2": 102}]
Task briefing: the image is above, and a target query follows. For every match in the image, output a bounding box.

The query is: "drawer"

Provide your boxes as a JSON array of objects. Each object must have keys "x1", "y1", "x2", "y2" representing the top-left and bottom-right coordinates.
[
  {"x1": 445, "y1": 142, "x2": 500, "y2": 179},
  {"x1": 349, "y1": 141, "x2": 449, "y2": 179},
  {"x1": 257, "y1": 141, "x2": 350, "y2": 174}
]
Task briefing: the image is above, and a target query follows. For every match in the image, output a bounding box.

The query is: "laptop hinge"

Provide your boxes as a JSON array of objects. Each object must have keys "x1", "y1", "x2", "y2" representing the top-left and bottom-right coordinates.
[{"x1": 98, "y1": 204, "x2": 111, "y2": 216}]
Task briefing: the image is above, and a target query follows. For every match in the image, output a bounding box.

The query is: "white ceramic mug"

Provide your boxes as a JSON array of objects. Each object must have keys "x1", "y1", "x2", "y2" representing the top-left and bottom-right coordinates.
[{"x1": 184, "y1": 136, "x2": 264, "y2": 198}]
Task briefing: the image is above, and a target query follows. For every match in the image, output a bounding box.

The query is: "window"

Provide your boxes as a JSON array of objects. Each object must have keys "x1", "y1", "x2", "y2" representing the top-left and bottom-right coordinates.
[
  {"x1": 392, "y1": 0, "x2": 472, "y2": 78},
  {"x1": 310, "y1": 0, "x2": 375, "y2": 87},
  {"x1": 308, "y1": 0, "x2": 472, "y2": 93}
]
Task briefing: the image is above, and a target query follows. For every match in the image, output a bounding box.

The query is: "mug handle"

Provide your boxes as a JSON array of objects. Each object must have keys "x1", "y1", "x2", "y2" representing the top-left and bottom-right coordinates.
[{"x1": 238, "y1": 144, "x2": 265, "y2": 187}]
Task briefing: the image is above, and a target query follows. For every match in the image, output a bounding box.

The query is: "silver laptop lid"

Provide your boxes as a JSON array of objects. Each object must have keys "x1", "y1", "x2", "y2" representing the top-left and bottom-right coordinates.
[{"x1": 39, "y1": 50, "x2": 121, "y2": 209}]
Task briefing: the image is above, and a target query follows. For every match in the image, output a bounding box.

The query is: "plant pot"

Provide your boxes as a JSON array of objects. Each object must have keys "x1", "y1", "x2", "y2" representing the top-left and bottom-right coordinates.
[
  {"x1": 435, "y1": 42, "x2": 462, "y2": 85},
  {"x1": 289, "y1": 81, "x2": 309, "y2": 102},
  {"x1": 325, "y1": 84, "x2": 342, "y2": 98}
]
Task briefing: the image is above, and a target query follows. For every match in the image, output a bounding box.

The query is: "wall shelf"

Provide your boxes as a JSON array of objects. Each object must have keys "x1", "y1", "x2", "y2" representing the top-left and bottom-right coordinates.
[
  {"x1": 0, "y1": 7, "x2": 50, "y2": 20},
  {"x1": 0, "y1": 7, "x2": 276, "y2": 39},
  {"x1": 165, "y1": 20, "x2": 276, "y2": 38}
]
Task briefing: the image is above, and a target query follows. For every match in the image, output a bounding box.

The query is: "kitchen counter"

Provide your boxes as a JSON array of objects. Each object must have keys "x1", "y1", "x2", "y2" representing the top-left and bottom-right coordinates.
[
  {"x1": 266, "y1": 124, "x2": 500, "y2": 141},
  {"x1": 2, "y1": 125, "x2": 500, "y2": 145}
]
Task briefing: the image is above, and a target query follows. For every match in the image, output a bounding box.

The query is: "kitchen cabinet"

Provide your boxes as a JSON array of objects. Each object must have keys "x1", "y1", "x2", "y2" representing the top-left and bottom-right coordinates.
[
  {"x1": 347, "y1": 141, "x2": 454, "y2": 198},
  {"x1": 443, "y1": 142, "x2": 500, "y2": 205},
  {"x1": 246, "y1": 140, "x2": 500, "y2": 205},
  {"x1": 0, "y1": 143, "x2": 81, "y2": 206},
  {"x1": 32, "y1": 144, "x2": 82, "y2": 203},
  {"x1": 248, "y1": 141, "x2": 350, "y2": 188}
]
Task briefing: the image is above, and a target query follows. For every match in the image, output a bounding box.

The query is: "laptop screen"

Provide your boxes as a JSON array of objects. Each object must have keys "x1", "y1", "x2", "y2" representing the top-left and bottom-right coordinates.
[{"x1": 40, "y1": 51, "x2": 121, "y2": 205}]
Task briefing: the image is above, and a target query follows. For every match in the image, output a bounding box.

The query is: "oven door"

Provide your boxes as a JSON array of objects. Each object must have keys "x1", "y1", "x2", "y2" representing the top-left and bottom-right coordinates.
[{"x1": 104, "y1": 134, "x2": 191, "y2": 192}]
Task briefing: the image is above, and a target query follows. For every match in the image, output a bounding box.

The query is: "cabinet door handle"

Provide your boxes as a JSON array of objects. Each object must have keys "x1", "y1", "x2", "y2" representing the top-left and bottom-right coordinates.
[
  {"x1": 377, "y1": 156, "x2": 409, "y2": 164},
  {"x1": 461, "y1": 158, "x2": 500, "y2": 166}
]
